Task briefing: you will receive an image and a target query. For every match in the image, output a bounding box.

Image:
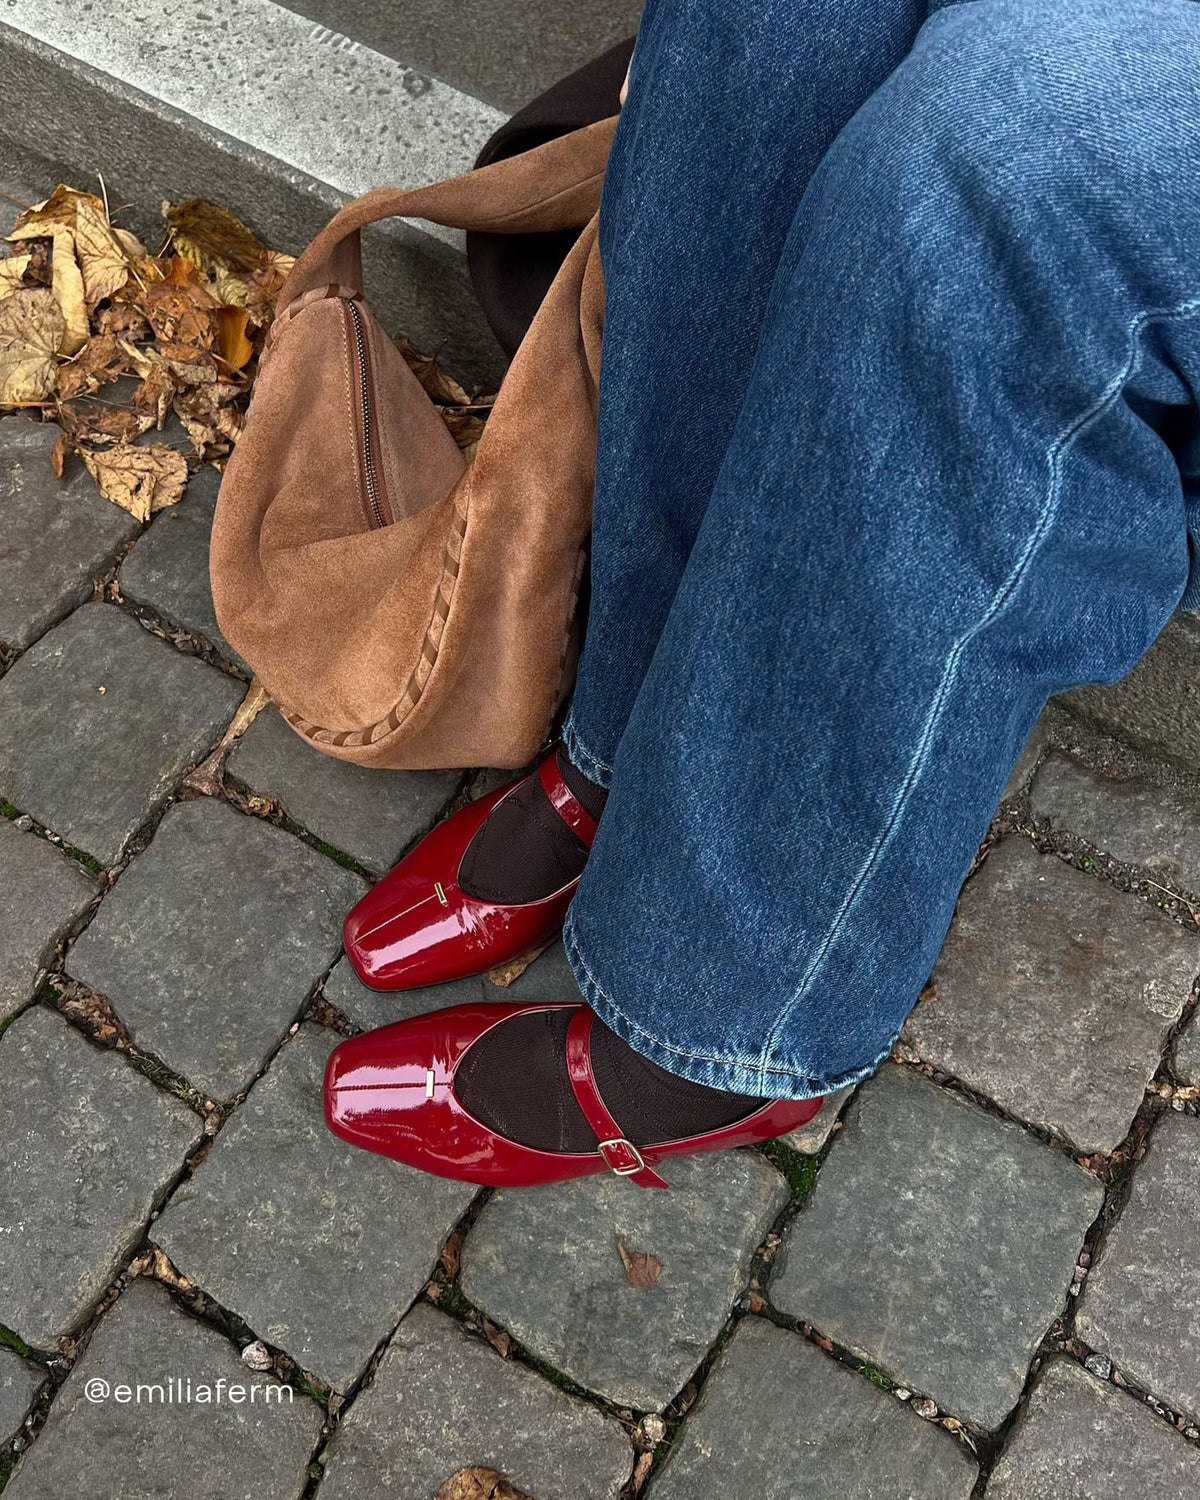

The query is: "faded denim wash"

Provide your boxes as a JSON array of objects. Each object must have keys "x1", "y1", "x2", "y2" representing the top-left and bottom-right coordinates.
[{"x1": 562, "y1": 0, "x2": 1200, "y2": 1096}]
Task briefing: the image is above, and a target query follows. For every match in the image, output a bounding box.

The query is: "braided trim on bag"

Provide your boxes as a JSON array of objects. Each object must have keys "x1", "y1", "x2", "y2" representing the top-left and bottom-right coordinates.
[
  {"x1": 277, "y1": 493, "x2": 469, "y2": 749},
  {"x1": 260, "y1": 284, "x2": 359, "y2": 362}
]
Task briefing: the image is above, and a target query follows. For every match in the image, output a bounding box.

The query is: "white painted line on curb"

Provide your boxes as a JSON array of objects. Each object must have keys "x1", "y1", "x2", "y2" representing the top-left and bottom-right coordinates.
[{"x1": 4, "y1": 0, "x2": 508, "y2": 246}]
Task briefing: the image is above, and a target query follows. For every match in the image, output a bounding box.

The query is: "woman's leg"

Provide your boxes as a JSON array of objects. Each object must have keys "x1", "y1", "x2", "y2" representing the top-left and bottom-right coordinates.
[
  {"x1": 454, "y1": 0, "x2": 956, "y2": 909},
  {"x1": 564, "y1": 0, "x2": 954, "y2": 782},
  {"x1": 565, "y1": 0, "x2": 1200, "y2": 1097}
]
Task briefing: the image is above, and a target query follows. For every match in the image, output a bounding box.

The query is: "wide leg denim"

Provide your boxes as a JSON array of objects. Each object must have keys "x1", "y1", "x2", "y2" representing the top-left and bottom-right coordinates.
[{"x1": 562, "y1": 0, "x2": 1200, "y2": 1098}]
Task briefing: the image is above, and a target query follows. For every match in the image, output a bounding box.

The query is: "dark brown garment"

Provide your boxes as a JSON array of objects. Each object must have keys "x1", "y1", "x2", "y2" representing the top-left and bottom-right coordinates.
[{"x1": 468, "y1": 39, "x2": 635, "y2": 357}]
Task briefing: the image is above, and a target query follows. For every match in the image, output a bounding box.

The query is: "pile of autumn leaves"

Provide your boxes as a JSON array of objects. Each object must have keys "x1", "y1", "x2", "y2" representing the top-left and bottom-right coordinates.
[{"x1": 0, "y1": 186, "x2": 296, "y2": 522}]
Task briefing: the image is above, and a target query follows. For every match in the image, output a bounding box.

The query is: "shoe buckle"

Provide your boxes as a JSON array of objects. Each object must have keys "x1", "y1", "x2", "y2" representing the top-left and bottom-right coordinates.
[{"x1": 597, "y1": 1136, "x2": 647, "y2": 1177}]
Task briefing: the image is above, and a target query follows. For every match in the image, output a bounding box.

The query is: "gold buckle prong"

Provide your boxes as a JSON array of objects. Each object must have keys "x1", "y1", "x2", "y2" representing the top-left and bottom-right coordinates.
[{"x1": 597, "y1": 1136, "x2": 646, "y2": 1177}]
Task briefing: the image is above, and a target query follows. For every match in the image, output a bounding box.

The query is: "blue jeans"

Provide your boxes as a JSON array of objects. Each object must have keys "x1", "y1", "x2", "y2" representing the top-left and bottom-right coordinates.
[{"x1": 561, "y1": 0, "x2": 1200, "y2": 1098}]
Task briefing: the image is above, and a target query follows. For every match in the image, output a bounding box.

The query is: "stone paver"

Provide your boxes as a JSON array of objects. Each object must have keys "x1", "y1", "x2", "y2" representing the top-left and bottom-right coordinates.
[
  {"x1": 226, "y1": 707, "x2": 459, "y2": 874},
  {"x1": 772, "y1": 1066, "x2": 1104, "y2": 1429},
  {"x1": 320, "y1": 1303, "x2": 632, "y2": 1500},
  {"x1": 499, "y1": 938, "x2": 581, "y2": 1000},
  {"x1": 1001, "y1": 719, "x2": 1049, "y2": 802},
  {"x1": 783, "y1": 1087, "x2": 854, "y2": 1155},
  {"x1": 154, "y1": 1025, "x2": 476, "y2": 1391},
  {"x1": 324, "y1": 938, "x2": 578, "y2": 1034},
  {"x1": 650, "y1": 1316, "x2": 978, "y2": 1500},
  {"x1": 986, "y1": 1358, "x2": 1200, "y2": 1499},
  {"x1": 118, "y1": 469, "x2": 250, "y2": 674},
  {"x1": 1031, "y1": 752, "x2": 1200, "y2": 892},
  {"x1": 2, "y1": 1279, "x2": 322, "y2": 1500},
  {"x1": 0, "y1": 819, "x2": 96, "y2": 1022},
  {"x1": 0, "y1": 417, "x2": 139, "y2": 654},
  {"x1": 904, "y1": 838, "x2": 1199, "y2": 1153},
  {"x1": 1076, "y1": 1113, "x2": 1200, "y2": 1422},
  {"x1": 0, "y1": 1348, "x2": 45, "y2": 1447},
  {"x1": 1066, "y1": 613, "x2": 1200, "y2": 777},
  {"x1": 0, "y1": 603, "x2": 242, "y2": 864},
  {"x1": 324, "y1": 956, "x2": 482, "y2": 1034},
  {"x1": 0, "y1": 1006, "x2": 200, "y2": 1348},
  {"x1": 69, "y1": 797, "x2": 366, "y2": 1099},
  {"x1": 461, "y1": 1150, "x2": 789, "y2": 1411},
  {"x1": 1175, "y1": 1018, "x2": 1200, "y2": 1085}
]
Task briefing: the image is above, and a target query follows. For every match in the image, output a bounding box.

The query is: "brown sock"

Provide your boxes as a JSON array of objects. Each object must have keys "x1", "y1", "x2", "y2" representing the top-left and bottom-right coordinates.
[
  {"x1": 458, "y1": 746, "x2": 608, "y2": 904},
  {"x1": 455, "y1": 1009, "x2": 762, "y2": 1153}
]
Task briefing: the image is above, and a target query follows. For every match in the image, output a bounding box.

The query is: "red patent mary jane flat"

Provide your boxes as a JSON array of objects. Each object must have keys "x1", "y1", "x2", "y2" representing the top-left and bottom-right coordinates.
[
  {"x1": 343, "y1": 754, "x2": 597, "y2": 991},
  {"x1": 324, "y1": 999, "x2": 825, "y2": 1189}
]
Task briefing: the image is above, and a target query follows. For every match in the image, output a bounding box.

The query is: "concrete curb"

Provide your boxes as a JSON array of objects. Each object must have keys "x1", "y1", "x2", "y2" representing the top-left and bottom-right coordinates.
[{"x1": 0, "y1": 4, "x2": 511, "y2": 380}]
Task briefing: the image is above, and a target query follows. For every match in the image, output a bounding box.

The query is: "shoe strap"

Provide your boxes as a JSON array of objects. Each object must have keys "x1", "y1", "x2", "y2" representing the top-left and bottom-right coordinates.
[
  {"x1": 538, "y1": 755, "x2": 599, "y2": 847},
  {"x1": 565, "y1": 1007, "x2": 669, "y2": 1189}
]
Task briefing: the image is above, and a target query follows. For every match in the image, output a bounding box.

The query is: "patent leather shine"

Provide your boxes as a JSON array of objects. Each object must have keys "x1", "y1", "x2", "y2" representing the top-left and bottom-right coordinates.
[
  {"x1": 324, "y1": 1000, "x2": 826, "y2": 1189},
  {"x1": 344, "y1": 758, "x2": 595, "y2": 990}
]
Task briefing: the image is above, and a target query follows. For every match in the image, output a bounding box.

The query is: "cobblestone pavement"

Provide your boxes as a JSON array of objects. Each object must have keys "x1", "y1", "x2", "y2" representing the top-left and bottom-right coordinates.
[{"x1": 2, "y1": 408, "x2": 1200, "y2": 1500}]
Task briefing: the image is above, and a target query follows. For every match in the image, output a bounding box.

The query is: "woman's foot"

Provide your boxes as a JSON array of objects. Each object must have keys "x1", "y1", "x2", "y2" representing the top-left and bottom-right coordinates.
[
  {"x1": 324, "y1": 999, "x2": 824, "y2": 1188},
  {"x1": 343, "y1": 744, "x2": 606, "y2": 990}
]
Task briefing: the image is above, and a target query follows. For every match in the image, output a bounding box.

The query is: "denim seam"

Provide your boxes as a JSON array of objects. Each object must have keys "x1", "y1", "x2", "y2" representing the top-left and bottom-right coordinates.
[
  {"x1": 562, "y1": 907, "x2": 900, "y2": 1095},
  {"x1": 755, "y1": 292, "x2": 1200, "y2": 1092},
  {"x1": 561, "y1": 714, "x2": 614, "y2": 785}
]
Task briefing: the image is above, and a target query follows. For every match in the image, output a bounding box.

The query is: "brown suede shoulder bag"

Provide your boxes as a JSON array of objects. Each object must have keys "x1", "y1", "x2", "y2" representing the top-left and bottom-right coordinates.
[{"x1": 210, "y1": 117, "x2": 615, "y2": 770}]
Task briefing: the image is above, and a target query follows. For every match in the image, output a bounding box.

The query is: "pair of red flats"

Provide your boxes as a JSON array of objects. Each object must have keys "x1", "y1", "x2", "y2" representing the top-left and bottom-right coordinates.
[{"x1": 325, "y1": 753, "x2": 823, "y2": 1188}]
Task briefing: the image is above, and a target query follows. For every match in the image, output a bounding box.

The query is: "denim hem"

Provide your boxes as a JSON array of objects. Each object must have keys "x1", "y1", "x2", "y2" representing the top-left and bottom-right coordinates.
[
  {"x1": 561, "y1": 714, "x2": 615, "y2": 790},
  {"x1": 562, "y1": 909, "x2": 898, "y2": 1101}
]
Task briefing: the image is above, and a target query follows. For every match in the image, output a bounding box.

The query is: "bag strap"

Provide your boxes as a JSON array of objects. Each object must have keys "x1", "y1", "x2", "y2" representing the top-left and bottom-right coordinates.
[{"x1": 276, "y1": 115, "x2": 618, "y2": 311}]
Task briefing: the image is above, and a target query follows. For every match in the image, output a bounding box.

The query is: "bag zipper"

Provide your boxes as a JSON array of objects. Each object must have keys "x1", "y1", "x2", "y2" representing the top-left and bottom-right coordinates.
[{"x1": 344, "y1": 297, "x2": 391, "y2": 529}]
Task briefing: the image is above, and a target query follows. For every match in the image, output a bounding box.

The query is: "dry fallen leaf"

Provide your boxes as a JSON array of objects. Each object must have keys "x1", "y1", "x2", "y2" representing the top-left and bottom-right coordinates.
[
  {"x1": 397, "y1": 335, "x2": 472, "y2": 406},
  {"x1": 8, "y1": 184, "x2": 104, "y2": 241},
  {"x1": 0, "y1": 287, "x2": 64, "y2": 403},
  {"x1": 165, "y1": 253, "x2": 203, "y2": 287},
  {"x1": 55, "y1": 332, "x2": 132, "y2": 401},
  {"x1": 143, "y1": 1245, "x2": 192, "y2": 1290},
  {"x1": 115, "y1": 336, "x2": 161, "y2": 379},
  {"x1": 214, "y1": 304, "x2": 254, "y2": 369},
  {"x1": 2, "y1": 179, "x2": 296, "y2": 512},
  {"x1": 617, "y1": 1236, "x2": 665, "y2": 1290},
  {"x1": 0, "y1": 252, "x2": 33, "y2": 302},
  {"x1": 483, "y1": 938, "x2": 554, "y2": 988},
  {"x1": 142, "y1": 278, "x2": 220, "y2": 348},
  {"x1": 113, "y1": 226, "x2": 147, "y2": 260},
  {"x1": 69, "y1": 401, "x2": 151, "y2": 446},
  {"x1": 73, "y1": 199, "x2": 131, "y2": 307},
  {"x1": 437, "y1": 1230, "x2": 464, "y2": 1280},
  {"x1": 164, "y1": 198, "x2": 271, "y2": 274},
  {"x1": 174, "y1": 380, "x2": 243, "y2": 457},
  {"x1": 441, "y1": 407, "x2": 489, "y2": 451},
  {"x1": 94, "y1": 301, "x2": 150, "y2": 339},
  {"x1": 80, "y1": 442, "x2": 188, "y2": 522},
  {"x1": 50, "y1": 230, "x2": 89, "y2": 355},
  {"x1": 214, "y1": 250, "x2": 294, "y2": 324},
  {"x1": 132, "y1": 361, "x2": 179, "y2": 428},
  {"x1": 480, "y1": 1317, "x2": 514, "y2": 1360},
  {"x1": 220, "y1": 678, "x2": 271, "y2": 746},
  {"x1": 434, "y1": 1470, "x2": 536, "y2": 1500}
]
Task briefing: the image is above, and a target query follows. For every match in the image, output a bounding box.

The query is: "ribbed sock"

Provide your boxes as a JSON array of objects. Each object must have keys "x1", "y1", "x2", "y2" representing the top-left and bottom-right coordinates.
[
  {"x1": 458, "y1": 746, "x2": 608, "y2": 904},
  {"x1": 455, "y1": 1008, "x2": 762, "y2": 1152}
]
